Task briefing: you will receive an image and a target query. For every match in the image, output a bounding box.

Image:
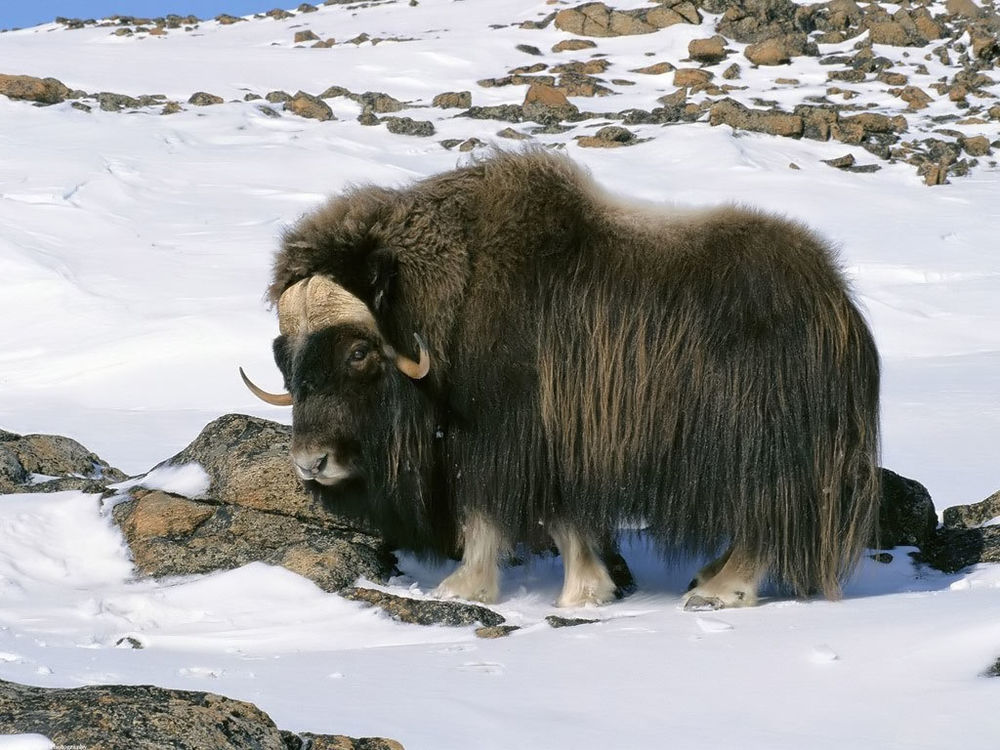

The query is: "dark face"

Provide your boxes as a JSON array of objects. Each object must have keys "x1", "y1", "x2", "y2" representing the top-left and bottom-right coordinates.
[{"x1": 273, "y1": 324, "x2": 389, "y2": 487}]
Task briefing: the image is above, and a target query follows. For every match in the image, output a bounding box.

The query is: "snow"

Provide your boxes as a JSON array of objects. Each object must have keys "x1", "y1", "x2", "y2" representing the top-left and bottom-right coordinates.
[{"x1": 1, "y1": 1, "x2": 1000, "y2": 747}]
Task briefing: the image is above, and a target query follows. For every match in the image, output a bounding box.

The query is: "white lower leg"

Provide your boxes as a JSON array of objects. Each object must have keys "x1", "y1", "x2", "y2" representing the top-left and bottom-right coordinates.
[
  {"x1": 549, "y1": 522, "x2": 617, "y2": 607},
  {"x1": 683, "y1": 548, "x2": 764, "y2": 610},
  {"x1": 433, "y1": 514, "x2": 504, "y2": 604}
]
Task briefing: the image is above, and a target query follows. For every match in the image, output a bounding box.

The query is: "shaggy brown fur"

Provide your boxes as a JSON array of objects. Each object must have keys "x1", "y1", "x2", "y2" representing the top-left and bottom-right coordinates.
[{"x1": 267, "y1": 149, "x2": 881, "y2": 600}]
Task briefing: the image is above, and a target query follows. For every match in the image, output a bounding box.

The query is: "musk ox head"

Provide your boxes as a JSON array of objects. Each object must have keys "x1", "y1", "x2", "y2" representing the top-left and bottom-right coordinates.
[{"x1": 240, "y1": 274, "x2": 429, "y2": 487}]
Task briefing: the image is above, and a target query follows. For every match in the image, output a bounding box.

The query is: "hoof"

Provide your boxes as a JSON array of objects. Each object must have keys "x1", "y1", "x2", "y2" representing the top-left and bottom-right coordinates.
[{"x1": 684, "y1": 595, "x2": 724, "y2": 611}]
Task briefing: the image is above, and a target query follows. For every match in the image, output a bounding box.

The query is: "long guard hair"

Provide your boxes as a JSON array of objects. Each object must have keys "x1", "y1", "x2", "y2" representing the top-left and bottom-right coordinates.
[{"x1": 270, "y1": 150, "x2": 881, "y2": 599}]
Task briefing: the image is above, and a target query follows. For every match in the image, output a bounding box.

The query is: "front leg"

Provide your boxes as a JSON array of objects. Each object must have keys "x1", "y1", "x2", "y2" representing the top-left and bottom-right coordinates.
[{"x1": 433, "y1": 513, "x2": 505, "y2": 604}]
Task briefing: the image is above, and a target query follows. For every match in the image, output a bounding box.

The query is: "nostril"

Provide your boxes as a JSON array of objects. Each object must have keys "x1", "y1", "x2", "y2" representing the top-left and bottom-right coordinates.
[{"x1": 315, "y1": 454, "x2": 328, "y2": 475}]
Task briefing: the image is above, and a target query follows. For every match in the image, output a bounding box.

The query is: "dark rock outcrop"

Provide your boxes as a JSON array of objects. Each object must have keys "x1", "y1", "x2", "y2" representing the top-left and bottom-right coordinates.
[
  {"x1": 0, "y1": 429, "x2": 125, "y2": 494},
  {"x1": 112, "y1": 414, "x2": 393, "y2": 592},
  {"x1": 0, "y1": 679, "x2": 403, "y2": 750}
]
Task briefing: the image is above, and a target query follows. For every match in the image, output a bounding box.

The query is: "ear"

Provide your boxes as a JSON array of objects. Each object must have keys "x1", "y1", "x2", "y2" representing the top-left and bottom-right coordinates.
[{"x1": 366, "y1": 248, "x2": 398, "y2": 313}]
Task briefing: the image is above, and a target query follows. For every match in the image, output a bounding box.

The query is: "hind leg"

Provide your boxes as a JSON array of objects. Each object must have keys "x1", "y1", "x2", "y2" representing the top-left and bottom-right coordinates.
[
  {"x1": 434, "y1": 513, "x2": 505, "y2": 604},
  {"x1": 687, "y1": 547, "x2": 733, "y2": 592},
  {"x1": 548, "y1": 521, "x2": 618, "y2": 607},
  {"x1": 683, "y1": 547, "x2": 765, "y2": 611}
]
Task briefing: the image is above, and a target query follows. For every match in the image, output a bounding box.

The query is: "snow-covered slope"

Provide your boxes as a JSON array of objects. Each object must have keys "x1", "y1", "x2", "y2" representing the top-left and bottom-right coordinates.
[{"x1": 2, "y1": 2, "x2": 999, "y2": 748}]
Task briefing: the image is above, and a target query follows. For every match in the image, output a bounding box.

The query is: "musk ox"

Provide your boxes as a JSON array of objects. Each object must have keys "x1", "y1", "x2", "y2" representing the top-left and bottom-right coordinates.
[{"x1": 242, "y1": 150, "x2": 881, "y2": 610}]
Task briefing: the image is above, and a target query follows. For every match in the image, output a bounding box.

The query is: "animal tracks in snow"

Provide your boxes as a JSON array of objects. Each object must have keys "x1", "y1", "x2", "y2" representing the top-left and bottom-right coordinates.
[{"x1": 457, "y1": 661, "x2": 505, "y2": 676}]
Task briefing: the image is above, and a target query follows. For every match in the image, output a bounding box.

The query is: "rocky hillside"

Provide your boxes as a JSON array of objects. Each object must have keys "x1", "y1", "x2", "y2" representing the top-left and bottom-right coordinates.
[{"x1": 2, "y1": 0, "x2": 997, "y2": 184}]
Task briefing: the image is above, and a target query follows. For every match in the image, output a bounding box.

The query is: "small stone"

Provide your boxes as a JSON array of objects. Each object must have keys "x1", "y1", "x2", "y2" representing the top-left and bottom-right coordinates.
[
  {"x1": 383, "y1": 116, "x2": 435, "y2": 136},
  {"x1": 688, "y1": 35, "x2": 727, "y2": 64},
  {"x1": 631, "y1": 61, "x2": 674, "y2": 76},
  {"x1": 552, "y1": 39, "x2": 597, "y2": 53},
  {"x1": 432, "y1": 91, "x2": 471, "y2": 109},
  {"x1": 188, "y1": 91, "x2": 223, "y2": 106},
  {"x1": 516, "y1": 44, "x2": 543, "y2": 56},
  {"x1": 497, "y1": 127, "x2": 531, "y2": 140},
  {"x1": 576, "y1": 125, "x2": 640, "y2": 148},
  {"x1": 475, "y1": 625, "x2": 520, "y2": 639},
  {"x1": 869, "y1": 552, "x2": 894, "y2": 564},
  {"x1": 789, "y1": 162, "x2": 800, "y2": 169},
  {"x1": 960, "y1": 135, "x2": 991, "y2": 157},
  {"x1": 161, "y1": 101, "x2": 182, "y2": 115},
  {"x1": 877, "y1": 72, "x2": 908, "y2": 86},
  {"x1": 265, "y1": 90, "x2": 292, "y2": 103},
  {"x1": 745, "y1": 38, "x2": 791, "y2": 66},
  {"x1": 823, "y1": 154, "x2": 856, "y2": 169},
  {"x1": 673, "y1": 68, "x2": 713, "y2": 88},
  {"x1": 458, "y1": 138, "x2": 484, "y2": 152},
  {"x1": 546, "y1": 615, "x2": 599, "y2": 628},
  {"x1": 293, "y1": 30, "x2": 319, "y2": 43},
  {"x1": 722, "y1": 63, "x2": 741, "y2": 80},
  {"x1": 284, "y1": 91, "x2": 334, "y2": 121},
  {"x1": 897, "y1": 85, "x2": 933, "y2": 110}
]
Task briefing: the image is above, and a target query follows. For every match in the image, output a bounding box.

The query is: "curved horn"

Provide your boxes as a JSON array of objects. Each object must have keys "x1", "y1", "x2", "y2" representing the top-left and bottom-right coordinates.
[
  {"x1": 239, "y1": 367, "x2": 293, "y2": 406},
  {"x1": 395, "y1": 333, "x2": 431, "y2": 380}
]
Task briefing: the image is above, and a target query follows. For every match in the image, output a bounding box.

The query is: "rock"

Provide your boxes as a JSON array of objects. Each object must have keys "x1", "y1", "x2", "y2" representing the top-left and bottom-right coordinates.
[
  {"x1": 552, "y1": 59, "x2": 610, "y2": 76},
  {"x1": 945, "y1": 0, "x2": 983, "y2": 18},
  {"x1": 356, "y1": 91, "x2": 404, "y2": 114},
  {"x1": 341, "y1": 587, "x2": 505, "y2": 626},
  {"x1": 266, "y1": 8, "x2": 294, "y2": 20},
  {"x1": 161, "y1": 414, "x2": 333, "y2": 521},
  {"x1": 722, "y1": 63, "x2": 741, "y2": 80},
  {"x1": 432, "y1": 90, "x2": 471, "y2": 109},
  {"x1": 960, "y1": 135, "x2": 992, "y2": 156},
  {"x1": 383, "y1": 116, "x2": 435, "y2": 136},
  {"x1": 552, "y1": 39, "x2": 597, "y2": 53},
  {"x1": 944, "y1": 489, "x2": 1000, "y2": 528},
  {"x1": 516, "y1": 44, "x2": 543, "y2": 56},
  {"x1": 497, "y1": 126, "x2": 531, "y2": 140},
  {"x1": 113, "y1": 414, "x2": 392, "y2": 591},
  {"x1": 556, "y1": 72, "x2": 613, "y2": 97},
  {"x1": 319, "y1": 85, "x2": 351, "y2": 99},
  {"x1": 285, "y1": 91, "x2": 335, "y2": 120},
  {"x1": 879, "y1": 468, "x2": 938, "y2": 549},
  {"x1": 546, "y1": 615, "x2": 599, "y2": 628},
  {"x1": 458, "y1": 138, "x2": 484, "y2": 152},
  {"x1": 188, "y1": 91, "x2": 223, "y2": 106},
  {"x1": 0, "y1": 74, "x2": 71, "y2": 104},
  {"x1": 673, "y1": 68, "x2": 713, "y2": 89},
  {"x1": 266, "y1": 90, "x2": 292, "y2": 103},
  {"x1": 916, "y1": 526, "x2": 1000, "y2": 572},
  {"x1": 298, "y1": 3, "x2": 319, "y2": 12},
  {"x1": 523, "y1": 83, "x2": 579, "y2": 121},
  {"x1": 553, "y1": 1, "x2": 699, "y2": 38},
  {"x1": 631, "y1": 61, "x2": 674, "y2": 75},
  {"x1": 717, "y1": 0, "x2": 803, "y2": 43},
  {"x1": 745, "y1": 37, "x2": 792, "y2": 66},
  {"x1": 688, "y1": 35, "x2": 727, "y2": 64},
  {"x1": 0, "y1": 429, "x2": 125, "y2": 493},
  {"x1": 162, "y1": 101, "x2": 183, "y2": 115},
  {"x1": 294, "y1": 29, "x2": 319, "y2": 43},
  {"x1": 216, "y1": 13, "x2": 244, "y2": 24},
  {"x1": 984, "y1": 657, "x2": 1000, "y2": 678},
  {"x1": 822, "y1": 153, "x2": 856, "y2": 169},
  {"x1": 709, "y1": 98, "x2": 803, "y2": 138},
  {"x1": 462, "y1": 104, "x2": 526, "y2": 123},
  {"x1": 0, "y1": 679, "x2": 401, "y2": 750},
  {"x1": 98, "y1": 92, "x2": 141, "y2": 111},
  {"x1": 896, "y1": 85, "x2": 933, "y2": 110},
  {"x1": 576, "y1": 125, "x2": 640, "y2": 148},
  {"x1": 475, "y1": 625, "x2": 521, "y2": 638},
  {"x1": 295, "y1": 734, "x2": 404, "y2": 750}
]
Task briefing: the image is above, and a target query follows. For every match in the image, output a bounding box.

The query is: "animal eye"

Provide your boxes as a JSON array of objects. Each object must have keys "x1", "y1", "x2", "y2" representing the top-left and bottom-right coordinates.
[{"x1": 349, "y1": 344, "x2": 371, "y2": 362}]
